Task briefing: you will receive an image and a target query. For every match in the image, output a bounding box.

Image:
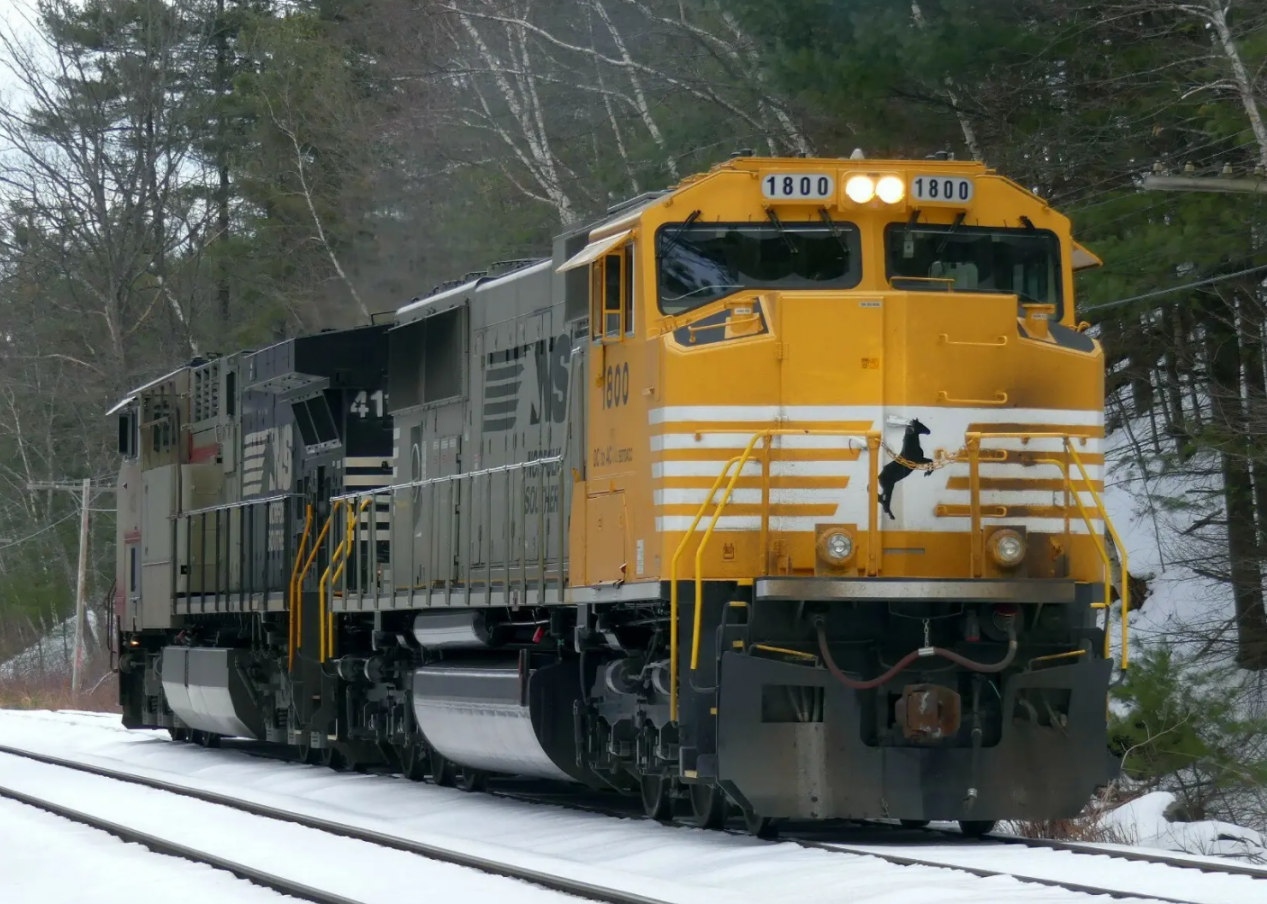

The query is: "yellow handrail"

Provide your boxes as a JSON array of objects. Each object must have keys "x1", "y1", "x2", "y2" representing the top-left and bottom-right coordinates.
[
  {"x1": 668, "y1": 456, "x2": 742, "y2": 722},
  {"x1": 288, "y1": 504, "x2": 314, "y2": 672},
  {"x1": 292, "y1": 501, "x2": 342, "y2": 663},
  {"x1": 323, "y1": 498, "x2": 373, "y2": 661},
  {"x1": 965, "y1": 431, "x2": 1128, "y2": 670},
  {"x1": 668, "y1": 428, "x2": 879, "y2": 722},
  {"x1": 1066, "y1": 438, "x2": 1130, "y2": 669}
]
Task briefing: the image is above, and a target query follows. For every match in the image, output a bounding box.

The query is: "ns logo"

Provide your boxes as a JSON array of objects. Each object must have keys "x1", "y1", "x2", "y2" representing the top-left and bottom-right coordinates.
[{"x1": 482, "y1": 333, "x2": 571, "y2": 433}]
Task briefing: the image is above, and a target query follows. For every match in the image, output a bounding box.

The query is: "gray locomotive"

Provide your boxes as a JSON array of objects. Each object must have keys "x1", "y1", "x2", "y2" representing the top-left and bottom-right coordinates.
[{"x1": 113, "y1": 155, "x2": 1122, "y2": 836}]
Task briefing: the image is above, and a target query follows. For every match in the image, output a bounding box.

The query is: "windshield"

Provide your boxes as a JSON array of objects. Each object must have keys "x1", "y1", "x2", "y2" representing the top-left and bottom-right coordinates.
[
  {"x1": 885, "y1": 224, "x2": 1063, "y2": 317},
  {"x1": 656, "y1": 221, "x2": 861, "y2": 314}
]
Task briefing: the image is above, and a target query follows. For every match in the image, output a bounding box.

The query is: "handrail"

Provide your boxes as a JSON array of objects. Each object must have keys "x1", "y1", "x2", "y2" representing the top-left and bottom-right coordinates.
[
  {"x1": 294, "y1": 501, "x2": 342, "y2": 663},
  {"x1": 965, "y1": 431, "x2": 1127, "y2": 671},
  {"x1": 1066, "y1": 438, "x2": 1130, "y2": 669},
  {"x1": 667, "y1": 456, "x2": 741, "y2": 722},
  {"x1": 324, "y1": 498, "x2": 373, "y2": 660},
  {"x1": 287, "y1": 505, "x2": 313, "y2": 672},
  {"x1": 319, "y1": 499, "x2": 370, "y2": 662},
  {"x1": 327, "y1": 455, "x2": 564, "y2": 502},
  {"x1": 668, "y1": 428, "x2": 879, "y2": 722}
]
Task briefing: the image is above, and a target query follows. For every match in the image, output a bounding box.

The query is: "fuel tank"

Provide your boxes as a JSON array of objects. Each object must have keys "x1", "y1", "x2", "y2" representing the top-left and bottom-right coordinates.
[
  {"x1": 411, "y1": 658, "x2": 593, "y2": 785},
  {"x1": 160, "y1": 646, "x2": 263, "y2": 739}
]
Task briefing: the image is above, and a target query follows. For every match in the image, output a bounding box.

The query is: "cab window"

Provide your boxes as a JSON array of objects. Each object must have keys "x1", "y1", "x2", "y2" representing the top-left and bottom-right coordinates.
[{"x1": 884, "y1": 224, "x2": 1063, "y2": 319}]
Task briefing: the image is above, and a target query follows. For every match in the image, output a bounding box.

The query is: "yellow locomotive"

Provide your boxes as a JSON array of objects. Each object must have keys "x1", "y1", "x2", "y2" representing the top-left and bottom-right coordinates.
[{"x1": 114, "y1": 153, "x2": 1126, "y2": 838}]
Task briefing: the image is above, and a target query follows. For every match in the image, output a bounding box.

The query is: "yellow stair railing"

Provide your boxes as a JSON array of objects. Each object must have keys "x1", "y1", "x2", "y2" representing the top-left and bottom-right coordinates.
[
  {"x1": 668, "y1": 428, "x2": 880, "y2": 721},
  {"x1": 290, "y1": 501, "x2": 342, "y2": 672},
  {"x1": 320, "y1": 498, "x2": 374, "y2": 662},
  {"x1": 666, "y1": 427, "x2": 1129, "y2": 722},
  {"x1": 287, "y1": 504, "x2": 314, "y2": 672},
  {"x1": 965, "y1": 431, "x2": 1128, "y2": 670}
]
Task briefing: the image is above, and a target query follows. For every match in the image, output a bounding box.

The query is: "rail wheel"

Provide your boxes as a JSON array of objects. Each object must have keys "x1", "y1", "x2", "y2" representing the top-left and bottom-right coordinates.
[
  {"x1": 400, "y1": 741, "x2": 428, "y2": 782},
  {"x1": 319, "y1": 745, "x2": 345, "y2": 770},
  {"x1": 454, "y1": 769, "x2": 488, "y2": 793},
  {"x1": 430, "y1": 749, "x2": 456, "y2": 787},
  {"x1": 167, "y1": 726, "x2": 188, "y2": 743},
  {"x1": 900, "y1": 819, "x2": 930, "y2": 829},
  {"x1": 297, "y1": 732, "x2": 321, "y2": 766},
  {"x1": 743, "y1": 810, "x2": 777, "y2": 839},
  {"x1": 688, "y1": 782, "x2": 729, "y2": 830},
  {"x1": 640, "y1": 774, "x2": 674, "y2": 822},
  {"x1": 958, "y1": 820, "x2": 996, "y2": 838}
]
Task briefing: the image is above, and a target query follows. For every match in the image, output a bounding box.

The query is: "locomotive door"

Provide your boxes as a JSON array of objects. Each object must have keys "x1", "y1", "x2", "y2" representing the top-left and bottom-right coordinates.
[{"x1": 584, "y1": 239, "x2": 638, "y2": 584}]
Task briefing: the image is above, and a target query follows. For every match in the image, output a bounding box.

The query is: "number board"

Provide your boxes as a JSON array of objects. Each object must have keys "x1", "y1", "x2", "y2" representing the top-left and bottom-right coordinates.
[
  {"x1": 911, "y1": 175, "x2": 974, "y2": 205},
  {"x1": 762, "y1": 173, "x2": 835, "y2": 202}
]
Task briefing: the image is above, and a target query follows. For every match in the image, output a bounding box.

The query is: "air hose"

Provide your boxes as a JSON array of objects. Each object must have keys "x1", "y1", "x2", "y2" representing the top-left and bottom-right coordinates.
[{"x1": 813, "y1": 615, "x2": 1018, "y2": 690}]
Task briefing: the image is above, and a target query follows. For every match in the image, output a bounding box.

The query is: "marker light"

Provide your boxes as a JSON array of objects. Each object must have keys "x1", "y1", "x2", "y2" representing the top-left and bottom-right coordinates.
[
  {"x1": 845, "y1": 175, "x2": 876, "y2": 203},
  {"x1": 876, "y1": 175, "x2": 906, "y2": 204}
]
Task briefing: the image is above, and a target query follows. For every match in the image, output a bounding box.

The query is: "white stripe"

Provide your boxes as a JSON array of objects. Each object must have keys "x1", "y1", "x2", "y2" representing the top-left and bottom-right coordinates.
[
  {"x1": 654, "y1": 460, "x2": 863, "y2": 479},
  {"x1": 655, "y1": 515, "x2": 1102, "y2": 535},
  {"x1": 654, "y1": 488, "x2": 841, "y2": 506},
  {"x1": 344, "y1": 474, "x2": 392, "y2": 487},
  {"x1": 653, "y1": 433, "x2": 870, "y2": 452},
  {"x1": 650, "y1": 406, "x2": 1105, "y2": 427}
]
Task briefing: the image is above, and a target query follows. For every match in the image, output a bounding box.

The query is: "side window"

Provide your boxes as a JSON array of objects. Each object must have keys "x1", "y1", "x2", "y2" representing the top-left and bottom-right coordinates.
[
  {"x1": 603, "y1": 253, "x2": 622, "y2": 338},
  {"x1": 129, "y1": 546, "x2": 139, "y2": 593},
  {"x1": 622, "y1": 244, "x2": 634, "y2": 335}
]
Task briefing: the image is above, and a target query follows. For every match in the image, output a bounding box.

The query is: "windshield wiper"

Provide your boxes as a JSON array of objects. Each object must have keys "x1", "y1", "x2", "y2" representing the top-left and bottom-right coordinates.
[
  {"x1": 659, "y1": 209, "x2": 701, "y2": 258},
  {"x1": 934, "y1": 211, "x2": 967, "y2": 255},
  {"x1": 764, "y1": 206, "x2": 798, "y2": 255},
  {"x1": 817, "y1": 207, "x2": 852, "y2": 262}
]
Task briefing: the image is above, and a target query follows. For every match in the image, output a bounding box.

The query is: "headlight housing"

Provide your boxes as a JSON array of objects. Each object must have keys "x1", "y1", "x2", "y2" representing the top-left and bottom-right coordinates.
[
  {"x1": 844, "y1": 175, "x2": 875, "y2": 203},
  {"x1": 988, "y1": 529, "x2": 1026, "y2": 568},
  {"x1": 824, "y1": 531, "x2": 853, "y2": 561}
]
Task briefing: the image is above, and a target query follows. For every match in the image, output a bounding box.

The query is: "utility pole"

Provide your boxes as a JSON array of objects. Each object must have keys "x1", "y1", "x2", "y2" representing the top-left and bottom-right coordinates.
[
  {"x1": 28, "y1": 479, "x2": 116, "y2": 696},
  {"x1": 1142, "y1": 173, "x2": 1267, "y2": 195}
]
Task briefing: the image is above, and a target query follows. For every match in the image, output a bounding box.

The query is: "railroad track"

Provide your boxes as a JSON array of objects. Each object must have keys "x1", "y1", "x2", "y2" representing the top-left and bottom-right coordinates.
[
  {"x1": 0, "y1": 745, "x2": 670, "y2": 904},
  {"x1": 1, "y1": 740, "x2": 1259, "y2": 904}
]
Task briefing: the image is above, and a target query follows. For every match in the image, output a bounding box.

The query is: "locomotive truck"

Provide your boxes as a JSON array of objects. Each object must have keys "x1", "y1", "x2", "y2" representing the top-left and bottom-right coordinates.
[{"x1": 112, "y1": 153, "x2": 1127, "y2": 837}]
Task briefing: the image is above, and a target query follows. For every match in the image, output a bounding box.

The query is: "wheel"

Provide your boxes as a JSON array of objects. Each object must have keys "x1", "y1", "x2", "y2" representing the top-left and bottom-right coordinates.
[
  {"x1": 743, "y1": 810, "x2": 777, "y2": 839},
  {"x1": 959, "y1": 819, "x2": 997, "y2": 838},
  {"x1": 430, "y1": 749, "x2": 456, "y2": 787},
  {"x1": 688, "y1": 782, "x2": 729, "y2": 830},
  {"x1": 400, "y1": 741, "x2": 428, "y2": 782},
  {"x1": 455, "y1": 768, "x2": 488, "y2": 793},
  {"x1": 167, "y1": 726, "x2": 187, "y2": 743},
  {"x1": 640, "y1": 774, "x2": 674, "y2": 822},
  {"x1": 900, "y1": 819, "x2": 930, "y2": 829},
  {"x1": 297, "y1": 732, "x2": 322, "y2": 765},
  {"x1": 318, "y1": 745, "x2": 345, "y2": 770}
]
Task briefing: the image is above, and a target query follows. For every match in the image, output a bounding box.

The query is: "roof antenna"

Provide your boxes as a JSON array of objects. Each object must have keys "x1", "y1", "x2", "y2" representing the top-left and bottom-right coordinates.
[{"x1": 850, "y1": 148, "x2": 866, "y2": 160}]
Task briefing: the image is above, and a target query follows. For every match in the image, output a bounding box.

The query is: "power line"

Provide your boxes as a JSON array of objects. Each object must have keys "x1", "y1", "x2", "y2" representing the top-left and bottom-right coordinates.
[{"x1": 1086, "y1": 262, "x2": 1267, "y2": 313}]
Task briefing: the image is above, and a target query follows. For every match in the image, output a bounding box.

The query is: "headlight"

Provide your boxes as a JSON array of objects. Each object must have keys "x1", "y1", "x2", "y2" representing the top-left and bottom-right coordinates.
[
  {"x1": 876, "y1": 175, "x2": 906, "y2": 204},
  {"x1": 845, "y1": 175, "x2": 876, "y2": 203},
  {"x1": 824, "y1": 531, "x2": 853, "y2": 561},
  {"x1": 989, "y1": 529, "x2": 1026, "y2": 568}
]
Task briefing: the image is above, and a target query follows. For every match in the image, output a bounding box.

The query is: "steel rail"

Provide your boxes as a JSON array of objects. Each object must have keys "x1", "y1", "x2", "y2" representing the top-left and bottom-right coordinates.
[
  {"x1": 0, "y1": 784, "x2": 366, "y2": 904},
  {"x1": 0, "y1": 746, "x2": 671, "y2": 904},
  {"x1": 4, "y1": 741, "x2": 1261, "y2": 903}
]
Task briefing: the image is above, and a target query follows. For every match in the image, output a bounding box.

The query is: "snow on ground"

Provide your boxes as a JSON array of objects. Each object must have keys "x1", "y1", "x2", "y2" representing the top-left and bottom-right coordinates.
[
  {"x1": 0, "y1": 709, "x2": 1248, "y2": 904},
  {"x1": 0, "y1": 793, "x2": 291, "y2": 904},
  {"x1": 1096, "y1": 791, "x2": 1267, "y2": 862},
  {"x1": 0, "y1": 610, "x2": 99, "y2": 679},
  {"x1": 0, "y1": 751, "x2": 581, "y2": 904}
]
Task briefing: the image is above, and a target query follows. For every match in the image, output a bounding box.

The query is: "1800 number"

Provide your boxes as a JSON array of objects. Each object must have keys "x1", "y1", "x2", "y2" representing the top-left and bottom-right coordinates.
[
  {"x1": 912, "y1": 176, "x2": 974, "y2": 204},
  {"x1": 762, "y1": 173, "x2": 834, "y2": 201}
]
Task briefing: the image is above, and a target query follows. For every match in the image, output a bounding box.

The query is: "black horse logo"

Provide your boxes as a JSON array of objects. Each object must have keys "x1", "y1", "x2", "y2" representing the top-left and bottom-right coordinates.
[{"x1": 878, "y1": 418, "x2": 932, "y2": 521}]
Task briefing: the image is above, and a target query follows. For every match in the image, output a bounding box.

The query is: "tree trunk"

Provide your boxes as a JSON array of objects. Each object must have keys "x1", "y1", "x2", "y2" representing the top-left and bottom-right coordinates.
[{"x1": 1203, "y1": 293, "x2": 1267, "y2": 670}]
